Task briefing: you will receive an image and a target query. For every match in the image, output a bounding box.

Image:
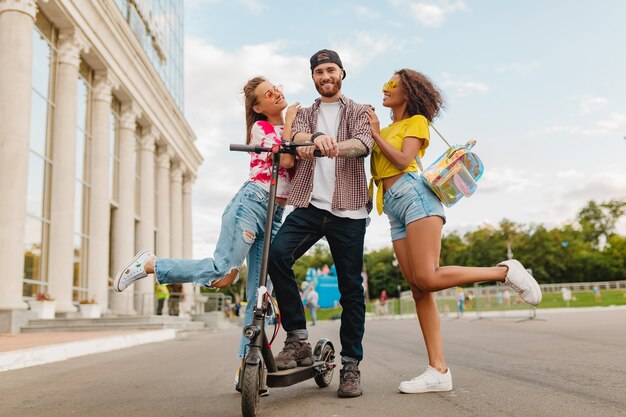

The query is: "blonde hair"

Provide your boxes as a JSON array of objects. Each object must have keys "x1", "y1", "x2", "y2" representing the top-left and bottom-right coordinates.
[{"x1": 243, "y1": 76, "x2": 267, "y2": 144}]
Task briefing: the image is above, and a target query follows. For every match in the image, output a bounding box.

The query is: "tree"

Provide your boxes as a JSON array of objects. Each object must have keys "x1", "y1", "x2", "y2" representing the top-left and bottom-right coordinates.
[
  {"x1": 364, "y1": 247, "x2": 405, "y2": 297},
  {"x1": 577, "y1": 199, "x2": 626, "y2": 248}
]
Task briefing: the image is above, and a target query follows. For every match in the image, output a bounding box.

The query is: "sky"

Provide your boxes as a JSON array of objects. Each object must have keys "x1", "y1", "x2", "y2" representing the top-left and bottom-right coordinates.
[{"x1": 182, "y1": 0, "x2": 626, "y2": 258}]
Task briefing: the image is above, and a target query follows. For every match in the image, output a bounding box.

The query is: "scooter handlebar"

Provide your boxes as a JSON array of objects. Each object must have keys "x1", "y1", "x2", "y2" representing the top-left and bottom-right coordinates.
[
  {"x1": 229, "y1": 142, "x2": 323, "y2": 157},
  {"x1": 229, "y1": 144, "x2": 265, "y2": 153}
]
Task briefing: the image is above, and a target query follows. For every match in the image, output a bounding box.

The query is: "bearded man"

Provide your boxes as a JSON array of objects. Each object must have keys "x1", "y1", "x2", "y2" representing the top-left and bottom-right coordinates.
[{"x1": 268, "y1": 49, "x2": 373, "y2": 398}]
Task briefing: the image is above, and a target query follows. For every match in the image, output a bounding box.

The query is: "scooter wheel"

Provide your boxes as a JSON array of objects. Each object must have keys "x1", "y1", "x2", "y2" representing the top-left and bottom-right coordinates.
[
  {"x1": 241, "y1": 364, "x2": 260, "y2": 417},
  {"x1": 314, "y1": 344, "x2": 335, "y2": 388}
]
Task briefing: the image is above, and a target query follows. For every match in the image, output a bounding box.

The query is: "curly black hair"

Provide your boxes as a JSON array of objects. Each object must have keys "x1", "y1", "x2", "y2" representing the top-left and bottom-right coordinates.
[{"x1": 395, "y1": 69, "x2": 445, "y2": 122}]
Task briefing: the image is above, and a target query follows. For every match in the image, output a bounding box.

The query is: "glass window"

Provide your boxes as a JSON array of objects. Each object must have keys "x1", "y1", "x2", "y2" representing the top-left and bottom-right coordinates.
[
  {"x1": 32, "y1": 30, "x2": 51, "y2": 99},
  {"x1": 76, "y1": 78, "x2": 88, "y2": 132},
  {"x1": 120, "y1": 0, "x2": 184, "y2": 111},
  {"x1": 72, "y1": 233, "x2": 87, "y2": 301},
  {"x1": 30, "y1": 91, "x2": 50, "y2": 157},
  {"x1": 25, "y1": 23, "x2": 56, "y2": 296},
  {"x1": 24, "y1": 216, "x2": 44, "y2": 281},
  {"x1": 114, "y1": 0, "x2": 128, "y2": 17},
  {"x1": 26, "y1": 153, "x2": 45, "y2": 218},
  {"x1": 73, "y1": 73, "x2": 92, "y2": 301}
]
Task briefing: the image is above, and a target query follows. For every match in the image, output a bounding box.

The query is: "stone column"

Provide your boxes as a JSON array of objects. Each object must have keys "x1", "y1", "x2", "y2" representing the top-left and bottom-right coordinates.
[
  {"x1": 182, "y1": 174, "x2": 194, "y2": 259},
  {"x1": 134, "y1": 127, "x2": 157, "y2": 315},
  {"x1": 109, "y1": 101, "x2": 140, "y2": 315},
  {"x1": 155, "y1": 148, "x2": 172, "y2": 258},
  {"x1": 47, "y1": 29, "x2": 88, "y2": 314},
  {"x1": 170, "y1": 164, "x2": 186, "y2": 314},
  {"x1": 0, "y1": 0, "x2": 38, "y2": 312},
  {"x1": 86, "y1": 71, "x2": 117, "y2": 307},
  {"x1": 169, "y1": 164, "x2": 183, "y2": 258},
  {"x1": 182, "y1": 174, "x2": 198, "y2": 313}
]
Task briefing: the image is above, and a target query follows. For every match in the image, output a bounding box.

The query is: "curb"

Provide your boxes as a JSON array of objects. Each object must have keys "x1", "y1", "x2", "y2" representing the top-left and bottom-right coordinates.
[{"x1": 0, "y1": 329, "x2": 177, "y2": 373}]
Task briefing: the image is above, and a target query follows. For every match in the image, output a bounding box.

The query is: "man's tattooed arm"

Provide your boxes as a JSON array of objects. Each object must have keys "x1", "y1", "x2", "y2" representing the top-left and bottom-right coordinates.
[{"x1": 337, "y1": 138, "x2": 368, "y2": 158}]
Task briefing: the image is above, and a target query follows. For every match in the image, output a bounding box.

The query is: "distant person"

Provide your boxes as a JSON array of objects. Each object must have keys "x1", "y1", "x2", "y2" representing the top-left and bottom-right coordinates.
[
  {"x1": 305, "y1": 286, "x2": 319, "y2": 326},
  {"x1": 503, "y1": 289, "x2": 511, "y2": 306},
  {"x1": 233, "y1": 294, "x2": 241, "y2": 317},
  {"x1": 496, "y1": 290, "x2": 504, "y2": 308},
  {"x1": 155, "y1": 283, "x2": 169, "y2": 315},
  {"x1": 367, "y1": 68, "x2": 542, "y2": 394},
  {"x1": 112, "y1": 76, "x2": 299, "y2": 361},
  {"x1": 167, "y1": 283, "x2": 182, "y2": 316},
  {"x1": 456, "y1": 287, "x2": 465, "y2": 317},
  {"x1": 380, "y1": 289, "x2": 389, "y2": 316},
  {"x1": 561, "y1": 287, "x2": 573, "y2": 307},
  {"x1": 465, "y1": 290, "x2": 473, "y2": 310},
  {"x1": 593, "y1": 285, "x2": 601, "y2": 302}
]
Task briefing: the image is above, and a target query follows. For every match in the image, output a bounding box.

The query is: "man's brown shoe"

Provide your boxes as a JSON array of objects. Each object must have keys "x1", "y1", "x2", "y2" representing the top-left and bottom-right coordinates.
[
  {"x1": 338, "y1": 363, "x2": 362, "y2": 398},
  {"x1": 274, "y1": 339, "x2": 314, "y2": 370}
]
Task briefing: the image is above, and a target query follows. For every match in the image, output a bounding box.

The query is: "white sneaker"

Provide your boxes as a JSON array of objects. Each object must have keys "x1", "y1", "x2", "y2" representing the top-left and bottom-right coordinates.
[
  {"x1": 399, "y1": 366, "x2": 453, "y2": 393},
  {"x1": 113, "y1": 249, "x2": 155, "y2": 292},
  {"x1": 498, "y1": 259, "x2": 542, "y2": 306}
]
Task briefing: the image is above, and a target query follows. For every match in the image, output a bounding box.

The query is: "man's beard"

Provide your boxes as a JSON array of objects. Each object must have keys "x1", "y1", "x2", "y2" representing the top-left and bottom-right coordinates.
[{"x1": 315, "y1": 78, "x2": 342, "y2": 98}]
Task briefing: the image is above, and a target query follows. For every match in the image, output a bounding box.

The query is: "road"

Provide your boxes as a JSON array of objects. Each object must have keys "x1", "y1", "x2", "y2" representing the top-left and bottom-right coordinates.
[{"x1": 1, "y1": 308, "x2": 625, "y2": 417}]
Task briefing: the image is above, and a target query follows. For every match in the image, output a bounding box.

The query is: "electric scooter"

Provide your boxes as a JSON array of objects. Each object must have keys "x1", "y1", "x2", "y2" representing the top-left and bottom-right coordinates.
[{"x1": 229, "y1": 141, "x2": 336, "y2": 417}]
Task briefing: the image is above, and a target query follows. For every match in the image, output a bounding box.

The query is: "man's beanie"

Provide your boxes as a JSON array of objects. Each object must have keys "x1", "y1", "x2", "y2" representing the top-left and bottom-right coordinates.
[{"x1": 310, "y1": 49, "x2": 346, "y2": 79}]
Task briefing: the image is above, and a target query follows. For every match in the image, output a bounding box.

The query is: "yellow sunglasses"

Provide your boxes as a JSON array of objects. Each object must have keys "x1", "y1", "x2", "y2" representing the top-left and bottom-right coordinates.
[{"x1": 382, "y1": 80, "x2": 398, "y2": 93}]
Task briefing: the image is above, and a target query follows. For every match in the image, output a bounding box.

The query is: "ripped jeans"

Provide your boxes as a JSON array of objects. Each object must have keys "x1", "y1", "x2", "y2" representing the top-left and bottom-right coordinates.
[{"x1": 154, "y1": 181, "x2": 284, "y2": 357}]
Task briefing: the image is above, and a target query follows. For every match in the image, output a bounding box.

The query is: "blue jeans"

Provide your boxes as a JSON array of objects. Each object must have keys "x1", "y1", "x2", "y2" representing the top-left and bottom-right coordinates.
[
  {"x1": 154, "y1": 181, "x2": 283, "y2": 357},
  {"x1": 268, "y1": 205, "x2": 366, "y2": 361}
]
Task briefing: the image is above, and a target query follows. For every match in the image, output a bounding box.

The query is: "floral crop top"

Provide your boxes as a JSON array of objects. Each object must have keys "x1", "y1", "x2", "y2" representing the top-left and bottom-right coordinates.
[{"x1": 248, "y1": 120, "x2": 294, "y2": 198}]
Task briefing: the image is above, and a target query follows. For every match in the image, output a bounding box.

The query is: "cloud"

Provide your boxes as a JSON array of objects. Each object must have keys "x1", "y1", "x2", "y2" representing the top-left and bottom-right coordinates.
[
  {"x1": 440, "y1": 72, "x2": 489, "y2": 97},
  {"x1": 534, "y1": 170, "x2": 626, "y2": 232},
  {"x1": 576, "y1": 95, "x2": 609, "y2": 114},
  {"x1": 401, "y1": 0, "x2": 468, "y2": 27},
  {"x1": 495, "y1": 61, "x2": 542, "y2": 76},
  {"x1": 544, "y1": 112, "x2": 626, "y2": 136},
  {"x1": 354, "y1": 5, "x2": 379, "y2": 19},
  {"x1": 332, "y1": 32, "x2": 397, "y2": 72},
  {"x1": 237, "y1": 0, "x2": 266, "y2": 13},
  {"x1": 184, "y1": 37, "x2": 311, "y2": 255},
  {"x1": 478, "y1": 166, "x2": 538, "y2": 195}
]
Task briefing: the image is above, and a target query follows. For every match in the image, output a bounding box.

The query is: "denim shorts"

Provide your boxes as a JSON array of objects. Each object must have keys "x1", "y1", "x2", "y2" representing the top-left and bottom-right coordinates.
[{"x1": 383, "y1": 171, "x2": 446, "y2": 241}]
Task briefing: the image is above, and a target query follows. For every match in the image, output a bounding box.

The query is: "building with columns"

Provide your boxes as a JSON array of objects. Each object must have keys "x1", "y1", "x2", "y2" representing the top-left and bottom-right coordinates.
[{"x1": 0, "y1": 0, "x2": 202, "y2": 332}]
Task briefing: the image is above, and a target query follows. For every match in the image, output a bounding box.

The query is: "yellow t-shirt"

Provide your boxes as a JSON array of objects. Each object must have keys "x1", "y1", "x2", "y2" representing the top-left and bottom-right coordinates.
[{"x1": 369, "y1": 114, "x2": 430, "y2": 215}]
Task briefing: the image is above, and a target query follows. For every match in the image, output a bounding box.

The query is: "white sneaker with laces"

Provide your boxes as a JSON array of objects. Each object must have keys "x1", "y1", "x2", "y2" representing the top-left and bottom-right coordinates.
[
  {"x1": 113, "y1": 249, "x2": 155, "y2": 292},
  {"x1": 399, "y1": 366, "x2": 452, "y2": 394},
  {"x1": 498, "y1": 259, "x2": 542, "y2": 306}
]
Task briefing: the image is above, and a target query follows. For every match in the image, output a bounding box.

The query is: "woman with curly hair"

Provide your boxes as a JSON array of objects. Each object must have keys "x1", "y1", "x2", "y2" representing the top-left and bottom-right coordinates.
[{"x1": 366, "y1": 69, "x2": 542, "y2": 394}]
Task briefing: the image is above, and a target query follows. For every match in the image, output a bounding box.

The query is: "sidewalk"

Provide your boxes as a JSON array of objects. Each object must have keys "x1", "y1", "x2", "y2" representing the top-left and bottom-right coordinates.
[{"x1": 0, "y1": 329, "x2": 176, "y2": 373}]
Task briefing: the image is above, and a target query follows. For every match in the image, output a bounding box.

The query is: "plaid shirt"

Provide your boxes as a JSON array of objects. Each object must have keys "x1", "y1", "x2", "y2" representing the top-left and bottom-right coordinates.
[{"x1": 288, "y1": 95, "x2": 374, "y2": 212}]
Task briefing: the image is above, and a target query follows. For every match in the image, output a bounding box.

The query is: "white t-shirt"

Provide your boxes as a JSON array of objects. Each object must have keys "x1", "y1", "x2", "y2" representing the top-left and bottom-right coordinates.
[{"x1": 311, "y1": 101, "x2": 369, "y2": 219}]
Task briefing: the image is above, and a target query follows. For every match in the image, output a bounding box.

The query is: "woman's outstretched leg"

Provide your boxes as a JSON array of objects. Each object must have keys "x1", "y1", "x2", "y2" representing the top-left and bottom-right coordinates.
[
  {"x1": 114, "y1": 184, "x2": 268, "y2": 292},
  {"x1": 404, "y1": 217, "x2": 541, "y2": 305}
]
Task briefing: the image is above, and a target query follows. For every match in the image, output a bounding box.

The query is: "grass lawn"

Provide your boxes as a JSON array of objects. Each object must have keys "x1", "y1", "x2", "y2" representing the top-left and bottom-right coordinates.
[{"x1": 303, "y1": 289, "x2": 626, "y2": 321}]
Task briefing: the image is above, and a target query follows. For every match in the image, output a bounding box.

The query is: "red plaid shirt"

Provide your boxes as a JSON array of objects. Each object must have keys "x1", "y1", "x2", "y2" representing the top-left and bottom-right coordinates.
[{"x1": 288, "y1": 95, "x2": 374, "y2": 212}]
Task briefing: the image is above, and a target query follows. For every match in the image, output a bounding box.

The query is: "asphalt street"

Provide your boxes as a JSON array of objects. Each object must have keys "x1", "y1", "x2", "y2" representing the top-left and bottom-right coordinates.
[{"x1": 1, "y1": 308, "x2": 625, "y2": 417}]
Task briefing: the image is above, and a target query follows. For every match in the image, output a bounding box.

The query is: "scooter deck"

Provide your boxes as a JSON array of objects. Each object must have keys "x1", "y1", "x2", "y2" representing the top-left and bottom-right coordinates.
[{"x1": 266, "y1": 361, "x2": 328, "y2": 387}]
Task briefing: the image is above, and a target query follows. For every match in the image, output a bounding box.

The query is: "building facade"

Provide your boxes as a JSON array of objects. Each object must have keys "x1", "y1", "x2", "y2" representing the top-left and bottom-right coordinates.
[{"x1": 0, "y1": 0, "x2": 202, "y2": 332}]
